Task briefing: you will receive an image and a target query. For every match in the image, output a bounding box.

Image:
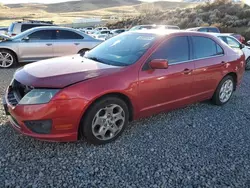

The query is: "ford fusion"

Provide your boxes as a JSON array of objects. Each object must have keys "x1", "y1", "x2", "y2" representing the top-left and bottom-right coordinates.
[{"x1": 3, "y1": 30, "x2": 245, "y2": 144}]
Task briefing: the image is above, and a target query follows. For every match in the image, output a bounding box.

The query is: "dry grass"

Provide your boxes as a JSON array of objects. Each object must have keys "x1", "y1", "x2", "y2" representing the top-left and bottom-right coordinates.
[{"x1": 0, "y1": 1, "x2": 197, "y2": 26}]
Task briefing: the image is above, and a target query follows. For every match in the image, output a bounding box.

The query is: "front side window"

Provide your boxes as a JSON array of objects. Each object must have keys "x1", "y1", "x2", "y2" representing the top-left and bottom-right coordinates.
[
  {"x1": 149, "y1": 36, "x2": 190, "y2": 64},
  {"x1": 192, "y1": 36, "x2": 223, "y2": 59},
  {"x1": 56, "y1": 30, "x2": 83, "y2": 40},
  {"x1": 85, "y1": 33, "x2": 157, "y2": 66},
  {"x1": 28, "y1": 30, "x2": 54, "y2": 40}
]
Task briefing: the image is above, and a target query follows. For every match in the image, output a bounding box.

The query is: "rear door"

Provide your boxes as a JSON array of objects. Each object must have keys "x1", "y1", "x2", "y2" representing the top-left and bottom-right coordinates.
[
  {"x1": 190, "y1": 36, "x2": 225, "y2": 100},
  {"x1": 53, "y1": 29, "x2": 84, "y2": 57},
  {"x1": 18, "y1": 29, "x2": 55, "y2": 62},
  {"x1": 138, "y1": 36, "x2": 195, "y2": 115}
]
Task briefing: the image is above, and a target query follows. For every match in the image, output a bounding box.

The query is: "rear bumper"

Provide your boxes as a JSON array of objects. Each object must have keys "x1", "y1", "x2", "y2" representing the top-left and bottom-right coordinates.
[{"x1": 4, "y1": 96, "x2": 88, "y2": 142}]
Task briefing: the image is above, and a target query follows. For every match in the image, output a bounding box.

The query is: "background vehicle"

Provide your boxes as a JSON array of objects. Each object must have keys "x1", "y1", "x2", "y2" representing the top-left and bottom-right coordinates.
[
  {"x1": 186, "y1": 27, "x2": 220, "y2": 33},
  {"x1": 111, "y1": 29, "x2": 127, "y2": 36},
  {"x1": 0, "y1": 33, "x2": 9, "y2": 41},
  {"x1": 91, "y1": 30, "x2": 112, "y2": 40},
  {"x1": 95, "y1": 27, "x2": 109, "y2": 31},
  {"x1": 84, "y1": 27, "x2": 94, "y2": 34},
  {"x1": 8, "y1": 20, "x2": 55, "y2": 36},
  {"x1": 129, "y1": 25, "x2": 180, "y2": 31},
  {"x1": 0, "y1": 26, "x2": 102, "y2": 68},
  {"x1": 230, "y1": 33, "x2": 246, "y2": 44},
  {"x1": 0, "y1": 27, "x2": 8, "y2": 35},
  {"x1": 211, "y1": 33, "x2": 250, "y2": 70},
  {"x1": 3, "y1": 30, "x2": 245, "y2": 144}
]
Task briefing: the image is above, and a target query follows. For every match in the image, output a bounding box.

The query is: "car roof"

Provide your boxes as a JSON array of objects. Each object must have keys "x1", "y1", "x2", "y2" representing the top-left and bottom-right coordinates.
[
  {"x1": 129, "y1": 29, "x2": 211, "y2": 36},
  {"x1": 207, "y1": 33, "x2": 233, "y2": 37},
  {"x1": 27, "y1": 26, "x2": 77, "y2": 31}
]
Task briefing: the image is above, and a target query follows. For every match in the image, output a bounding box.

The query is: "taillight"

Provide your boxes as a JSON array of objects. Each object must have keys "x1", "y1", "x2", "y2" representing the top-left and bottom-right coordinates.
[{"x1": 11, "y1": 34, "x2": 16, "y2": 36}]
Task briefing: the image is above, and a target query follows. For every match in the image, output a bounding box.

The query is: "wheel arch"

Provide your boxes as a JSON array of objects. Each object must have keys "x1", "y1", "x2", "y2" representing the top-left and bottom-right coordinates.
[
  {"x1": 226, "y1": 72, "x2": 237, "y2": 90},
  {"x1": 0, "y1": 48, "x2": 18, "y2": 62},
  {"x1": 77, "y1": 92, "x2": 134, "y2": 140},
  {"x1": 85, "y1": 92, "x2": 134, "y2": 121}
]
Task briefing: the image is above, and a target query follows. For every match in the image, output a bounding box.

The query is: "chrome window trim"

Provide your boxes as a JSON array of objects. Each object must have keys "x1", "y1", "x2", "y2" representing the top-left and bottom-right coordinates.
[{"x1": 169, "y1": 54, "x2": 225, "y2": 66}]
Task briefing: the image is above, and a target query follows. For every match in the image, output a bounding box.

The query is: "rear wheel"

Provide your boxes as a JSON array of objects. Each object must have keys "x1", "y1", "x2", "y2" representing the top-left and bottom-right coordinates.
[
  {"x1": 0, "y1": 49, "x2": 17, "y2": 68},
  {"x1": 246, "y1": 57, "x2": 250, "y2": 70},
  {"x1": 80, "y1": 97, "x2": 129, "y2": 145},
  {"x1": 212, "y1": 75, "x2": 235, "y2": 105}
]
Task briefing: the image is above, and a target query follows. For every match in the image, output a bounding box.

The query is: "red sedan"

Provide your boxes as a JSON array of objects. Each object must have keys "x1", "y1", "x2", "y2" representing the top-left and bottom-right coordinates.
[{"x1": 3, "y1": 30, "x2": 245, "y2": 144}]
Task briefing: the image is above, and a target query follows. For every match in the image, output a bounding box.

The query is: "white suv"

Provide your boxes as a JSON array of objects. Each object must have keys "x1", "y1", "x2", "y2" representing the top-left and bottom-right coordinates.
[{"x1": 8, "y1": 20, "x2": 54, "y2": 36}]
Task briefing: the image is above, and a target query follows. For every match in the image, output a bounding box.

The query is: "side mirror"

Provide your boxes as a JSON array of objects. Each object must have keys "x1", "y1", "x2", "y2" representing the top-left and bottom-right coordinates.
[
  {"x1": 22, "y1": 36, "x2": 29, "y2": 41},
  {"x1": 240, "y1": 43, "x2": 245, "y2": 49},
  {"x1": 247, "y1": 40, "x2": 250, "y2": 46},
  {"x1": 149, "y1": 59, "x2": 169, "y2": 69}
]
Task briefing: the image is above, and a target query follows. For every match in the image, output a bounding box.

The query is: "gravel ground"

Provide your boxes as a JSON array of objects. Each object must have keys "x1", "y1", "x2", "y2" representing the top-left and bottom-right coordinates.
[{"x1": 0, "y1": 67, "x2": 250, "y2": 188}]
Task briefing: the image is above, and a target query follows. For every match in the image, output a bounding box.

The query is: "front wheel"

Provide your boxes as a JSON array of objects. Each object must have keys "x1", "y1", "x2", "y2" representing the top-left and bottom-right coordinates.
[
  {"x1": 80, "y1": 97, "x2": 129, "y2": 145},
  {"x1": 0, "y1": 50, "x2": 17, "y2": 68},
  {"x1": 245, "y1": 57, "x2": 250, "y2": 70},
  {"x1": 212, "y1": 75, "x2": 235, "y2": 105}
]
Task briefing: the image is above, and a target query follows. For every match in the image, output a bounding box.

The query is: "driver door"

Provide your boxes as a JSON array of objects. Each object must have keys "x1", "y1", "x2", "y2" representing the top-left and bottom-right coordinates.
[
  {"x1": 138, "y1": 36, "x2": 195, "y2": 116},
  {"x1": 18, "y1": 29, "x2": 55, "y2": 62}
]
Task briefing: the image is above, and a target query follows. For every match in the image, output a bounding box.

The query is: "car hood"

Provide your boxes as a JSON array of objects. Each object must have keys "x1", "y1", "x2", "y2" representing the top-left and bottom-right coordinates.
[{"x1": 14, "y1": 55, "x2": 122, "y2": 88}]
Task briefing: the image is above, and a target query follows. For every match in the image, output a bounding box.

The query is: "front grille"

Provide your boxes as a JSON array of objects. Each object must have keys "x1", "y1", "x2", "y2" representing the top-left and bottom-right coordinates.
[
  {"x1": 7, "y1": 89, "x2": 19, "y2": 106},
  {"x1": 7, "y1": 79, "x2": 33, "y2": 106}
]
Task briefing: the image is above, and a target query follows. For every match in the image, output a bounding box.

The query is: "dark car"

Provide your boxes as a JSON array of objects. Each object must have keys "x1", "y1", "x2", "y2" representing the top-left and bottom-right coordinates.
[
  {"x1": 187, "y1": 27, "x2": 220, "y2": 33},
  {"x1": 3, "y1": 30, "x2": 245, "y2": 144}
]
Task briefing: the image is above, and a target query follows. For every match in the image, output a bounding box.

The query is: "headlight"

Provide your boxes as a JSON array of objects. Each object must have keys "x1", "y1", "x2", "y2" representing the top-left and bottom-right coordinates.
[{"x1": 19, "y1": 89, "x2": 60, "y2": 105}]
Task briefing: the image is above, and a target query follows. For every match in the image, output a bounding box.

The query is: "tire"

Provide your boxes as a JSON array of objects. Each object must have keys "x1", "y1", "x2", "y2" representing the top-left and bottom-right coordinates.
[
  {"x1": 212, "y1": 75, "x2": 235, "y2": 106},
  {"x1": 246, "y1": 57, "x2": 250, "y2": 70},
  {"x1": 0, "y1": 49, "x2": 17, "y2": 68},
  {"x1": 80, "y1": 97, "x2": 129, "y2": 145},
  {"x1": 78, "y1": 49, "x2": 89, "y2": 56}
]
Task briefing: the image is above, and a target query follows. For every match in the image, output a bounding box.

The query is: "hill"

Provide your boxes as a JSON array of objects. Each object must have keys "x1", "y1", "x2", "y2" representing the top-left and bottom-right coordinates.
[
  {"x1": 0, "y1": 1, "x2": 196, "y2": 26},
  {"x1": 108, "y1": 0, "x2": 250, "y2": 39},
  {"x1": 6, "y1": 0, "x2": 140, "y2": 13}
]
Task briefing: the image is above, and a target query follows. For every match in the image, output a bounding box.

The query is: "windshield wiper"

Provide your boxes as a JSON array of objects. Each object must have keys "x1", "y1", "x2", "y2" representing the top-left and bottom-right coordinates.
[{"x1": 85, "y1": 56, "x2": 111, "y2": 65}]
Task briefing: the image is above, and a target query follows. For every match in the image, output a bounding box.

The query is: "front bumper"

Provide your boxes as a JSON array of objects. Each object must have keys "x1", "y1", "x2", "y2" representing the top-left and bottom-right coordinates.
[{"x1": 3, "y1": 95, "x2": 88, "y2": 142}]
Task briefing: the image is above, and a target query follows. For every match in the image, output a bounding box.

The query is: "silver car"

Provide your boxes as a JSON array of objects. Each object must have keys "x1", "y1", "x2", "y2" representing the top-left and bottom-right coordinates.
[{"x1": 0, "y1": 26, "x2": 102, "y2": 68}]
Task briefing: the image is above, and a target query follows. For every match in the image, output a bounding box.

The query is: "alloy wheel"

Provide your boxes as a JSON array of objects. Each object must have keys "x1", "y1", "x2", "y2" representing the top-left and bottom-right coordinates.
[
  {"x1": 219, "y1": 79, "x2": 234, "y2": 103},
  {"x1": 91, "y1": 104, "x2": 125, "y2": 141},
  {"x1": 0, "y1": 52, "x2": 14, "y2": 68}
]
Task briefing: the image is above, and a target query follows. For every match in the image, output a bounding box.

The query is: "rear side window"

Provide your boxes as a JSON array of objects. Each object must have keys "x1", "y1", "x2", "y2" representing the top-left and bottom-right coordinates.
[
  {"x1": 208, "y1": 28, "x2": 220, "y2": 33},
  {"x1": 21, "y1": 24, "x2": 51, "y2": 32},
  {"x1": 192, "y1": 36, "x2": 223, "y2": 59},
  {"x1": 198, "y1": 28, "x2": 208, "y2": 32},
  {"x1": 56, "y1": 30, "x2": 83, "y2": 39},
  {"x1": 150, "y1": 36, "x2": 190, "y2": 64},
  {"x1": 28, "y1": 30, "x2": 54, "y2": 40}
]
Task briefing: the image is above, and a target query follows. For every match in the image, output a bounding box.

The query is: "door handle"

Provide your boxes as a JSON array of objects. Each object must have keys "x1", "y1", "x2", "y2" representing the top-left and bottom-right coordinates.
[
  {"x1": 221, "y1": 61, "x2": 227, "y2": 64},
  {"x1": 183, "y1": 68, "x2": 193, "y2": 75},
  {"x1": 46, "y1": 43, "x2": 52, "y2": 46},
  {"x1": 74, "y1": 43, "x2": 80, "y2": 46}
]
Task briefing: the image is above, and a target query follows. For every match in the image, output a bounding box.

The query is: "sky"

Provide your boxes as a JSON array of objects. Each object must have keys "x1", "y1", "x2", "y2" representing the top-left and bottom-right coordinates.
[{"x1": 0, "y1": 0, "x2": 168, "y2": 4}]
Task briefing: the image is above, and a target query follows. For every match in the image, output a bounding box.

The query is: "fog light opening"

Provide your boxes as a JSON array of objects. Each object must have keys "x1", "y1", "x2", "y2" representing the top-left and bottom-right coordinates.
[{"x1": 24, "y1": 120, "x2": 52, "y2": 134}]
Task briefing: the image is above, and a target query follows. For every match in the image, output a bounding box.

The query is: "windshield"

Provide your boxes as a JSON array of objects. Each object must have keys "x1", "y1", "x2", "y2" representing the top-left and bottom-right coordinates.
[{"x1": 84, "y1": 32, "x2": 157, "y2": 66}]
